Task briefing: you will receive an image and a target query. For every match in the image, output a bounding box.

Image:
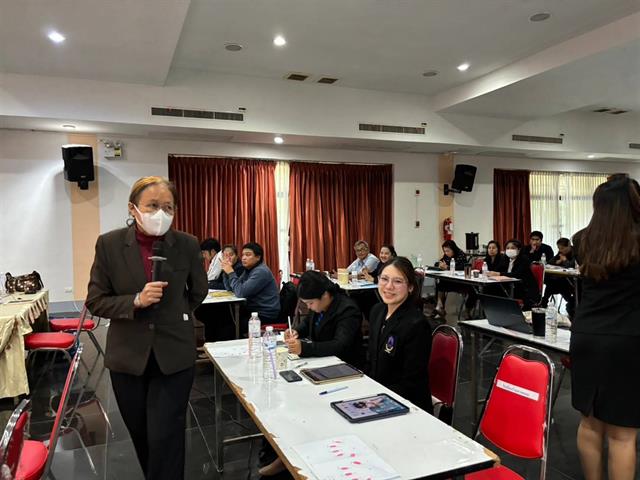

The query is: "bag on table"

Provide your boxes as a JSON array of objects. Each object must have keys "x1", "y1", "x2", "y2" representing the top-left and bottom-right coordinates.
[{"x1": 5, "y1": 271, "x2": 44, "y2": 294}]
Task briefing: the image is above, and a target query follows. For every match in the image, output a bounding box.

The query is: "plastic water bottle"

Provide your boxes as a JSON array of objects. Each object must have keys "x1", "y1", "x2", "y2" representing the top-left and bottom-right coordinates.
[
  {"x1": 416, "y1": 254, "x2": 423, "y2": 267},
  {"x1": 262, "y1": 326, "x2": 277, "y2": 381},
  {"x1": 305, "y1": 258, "x2": 311, "y2": 271},
  {"x1": 248, "y1": 312, "x2": 262, "y2": 359},
  {"x1": 0, "y1": 272, "x2": 6, "y2": 297},
  {"x1": 545, "y1": 306, "x2": 558, "y2": 342},
  {"x1": 541, "y1": 253, "x2": 547, "y2": 265},
  {"x1": 310, "y1": 259, "x2": 315, "y2": 271},
  {"x1": 351, "y1": 270, "x2": 358, "y2": 285},
  {"x1": 450, "y1": 258, "x2": 456, "y2": 273},
  {"x1": 482, "y1": 262, "x2": 489, "y2": 280}
]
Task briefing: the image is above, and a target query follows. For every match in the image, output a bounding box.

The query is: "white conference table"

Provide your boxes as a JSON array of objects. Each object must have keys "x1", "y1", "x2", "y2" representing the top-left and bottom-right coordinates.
[
  {"x1": 423, "y1": 270, "x2": 520, "y2": 297},
  {"x1": 205, "y1": 340, "x2": 497, "y2": 479},
  {"x1": 201, "y1": 290, "x2": 246, "y2": 339},
  {"x1": 459, "y1": 319, "x2": 570, "y2": 424}
]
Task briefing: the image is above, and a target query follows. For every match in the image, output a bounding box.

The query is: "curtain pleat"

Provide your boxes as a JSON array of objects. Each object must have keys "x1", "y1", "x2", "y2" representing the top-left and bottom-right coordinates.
[
  {"x1": 493, "y1": 169, "x2": 532, "y2": 245},
  {"x1": 530, "y1": 171, "x2": 561, "y2": 240},
  {"x1": 168, "y1": 156, "x2": 279, "y2": 276}
]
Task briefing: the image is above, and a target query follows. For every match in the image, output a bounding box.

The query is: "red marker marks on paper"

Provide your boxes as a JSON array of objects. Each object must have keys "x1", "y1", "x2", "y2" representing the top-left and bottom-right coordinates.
[
  {"x1": 340, "y1": 467, "x2": 349, "y2": 471},
  {"x1": 345, "y1": 473, "x2": 353, "y2": 477},
  {"x1": 350, "y1": 453, "x2": 356, "y2": 458},
  {"x1": 353, "y1": 461, "x2": 362, "y2": 465}
]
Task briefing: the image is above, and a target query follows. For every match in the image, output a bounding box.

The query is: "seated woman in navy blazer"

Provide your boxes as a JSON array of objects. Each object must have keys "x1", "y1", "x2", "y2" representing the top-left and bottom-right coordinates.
[
  {"x1": 486, "y1": 238, "x2": 540, "y2": 309},
  {"x1": 368, "y1": 256, "x2": 433, "y2": 414}
]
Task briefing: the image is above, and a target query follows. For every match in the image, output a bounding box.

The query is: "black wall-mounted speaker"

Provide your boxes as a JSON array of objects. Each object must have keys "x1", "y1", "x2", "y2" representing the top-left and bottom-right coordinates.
[
  {"x1": 451, "y1": 164, "x2": 477, "y2": 192},
  {"x1": 62, "y1": 145, "x2": 94, "y2": 189}
]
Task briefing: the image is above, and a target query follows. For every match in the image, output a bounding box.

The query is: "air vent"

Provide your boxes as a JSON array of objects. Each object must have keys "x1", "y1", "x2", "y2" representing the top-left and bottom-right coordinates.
[
  {"x1": 629, "y1": 143, "x2": 640, "y2": 150},
  {"x1": 609, "y1": 109, "x2": 629, "y2": 115},
  {"x1": 359, "y1": 123, "x2": 425, "y2": 135},
  {"x1": 592, "y1": 107, "x2": 630, "y2": 115},
  {"x1": 318, "y1": 77, "x2": 338, "y2": 84},
  {"x1": 151, "y1": 107, "x2": 244, "y2": 122},
  {"x1": 592, "y1": 108, "x2": 611, "y2": 113},
  {"x1": 512, "y1": 134, "x2": 563, "y2": 144},
  {"x1": 286, "y1": 73, "x2": 309, "y2": 81}
]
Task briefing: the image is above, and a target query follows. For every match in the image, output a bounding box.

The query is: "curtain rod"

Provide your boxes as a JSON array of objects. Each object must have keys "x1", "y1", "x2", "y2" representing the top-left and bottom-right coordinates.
[{"x1": 168, "y1": 153, "x2": 388, "y2": 166}]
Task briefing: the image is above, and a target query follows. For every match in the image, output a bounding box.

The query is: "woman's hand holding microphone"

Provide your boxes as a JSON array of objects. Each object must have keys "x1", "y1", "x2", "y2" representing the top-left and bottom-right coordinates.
[{"x1": 134, "y1": 281, "x2": 168, "y2": 308}]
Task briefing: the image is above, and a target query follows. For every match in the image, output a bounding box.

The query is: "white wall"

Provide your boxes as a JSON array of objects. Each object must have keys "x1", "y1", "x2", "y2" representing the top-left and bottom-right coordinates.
[
  {"x1": 1, "y1": 129, "x2": 441, "y2": 302},
  {"x1": 0, "y1": 130, "x2": 74, "y2": 301},
  {"x1": 452, "y1": 155, "x2": 640, "y2": 247}
]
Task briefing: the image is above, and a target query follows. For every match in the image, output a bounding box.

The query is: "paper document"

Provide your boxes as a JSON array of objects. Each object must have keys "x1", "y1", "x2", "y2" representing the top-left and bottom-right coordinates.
[{"x1": 293, "y1": 435, "x2": 400, "y2": 480}]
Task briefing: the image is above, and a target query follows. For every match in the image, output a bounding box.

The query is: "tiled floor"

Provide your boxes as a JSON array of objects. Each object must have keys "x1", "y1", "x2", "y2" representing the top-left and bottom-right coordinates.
[{"x1": 2, "y1": 307, "x2": 638, "y2": 479}]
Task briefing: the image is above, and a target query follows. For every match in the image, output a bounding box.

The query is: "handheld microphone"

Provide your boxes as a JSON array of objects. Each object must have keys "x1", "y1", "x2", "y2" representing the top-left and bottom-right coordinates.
[{"x1": 150, "y1": 241, "x2": 167, "y2": 282}]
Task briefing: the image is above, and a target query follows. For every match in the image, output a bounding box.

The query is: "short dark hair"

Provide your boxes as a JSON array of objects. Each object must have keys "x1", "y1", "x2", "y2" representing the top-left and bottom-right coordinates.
[
  {"x1": 487, "y1": 240, "x2": 502, "y2": 253},
  {"x1": 221, "y1": 244, "x2": 238, "y2": 256},
  {"x1": 379, "y1": 256, "x2": 420, "y2": 304},
  {"x1": 556, "y1": 238, "x2": 571, "y2": 247},
  {"x1": 298, "y1": 271, "x2": 339, "y2": 300},
  {"x1": 530, "y1": 231, "x2": 543, "y2": 240},
  {"x1": 200, "y1": 238, "x2": 221, "y2": 253},
  {"x1": 242, "y1": 242, "x2": 264, "y2": 263},
  {"x1": 380, "y1": 244, "x2": 397, "y2": 258}
]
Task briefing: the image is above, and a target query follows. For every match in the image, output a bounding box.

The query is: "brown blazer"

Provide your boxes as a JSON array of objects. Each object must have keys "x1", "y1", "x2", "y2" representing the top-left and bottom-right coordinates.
[{"x1": 86, "y1": 226, "x2": 208, "y2": 375}]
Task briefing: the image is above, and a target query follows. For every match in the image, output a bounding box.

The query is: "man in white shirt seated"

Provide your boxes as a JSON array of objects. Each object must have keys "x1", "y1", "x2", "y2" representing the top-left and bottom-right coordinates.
[
  {"x1": 347, "y1": 240, "x2": 379, "y2": 274},
  {"x1": 200, "y1": 238, "x2": 222, "y2": 287}
]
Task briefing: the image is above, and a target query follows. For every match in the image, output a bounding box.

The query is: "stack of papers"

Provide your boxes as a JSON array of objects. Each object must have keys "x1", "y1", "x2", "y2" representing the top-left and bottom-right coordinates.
[
  {"x1": 294, "y1": 435, "x2": 400, "y2": 480},
  {"x1": 209, "y1": 290, "x2": 234, "y2": 298}
]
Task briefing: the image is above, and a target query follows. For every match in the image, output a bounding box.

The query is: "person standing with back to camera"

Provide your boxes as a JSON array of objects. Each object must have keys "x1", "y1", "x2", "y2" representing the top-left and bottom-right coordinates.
[
  {"x1": 571, "y1": 174, "x2": 640, "y2": 480},
  {"x1": 86, "y1": 176, "x2": 208, "y2": 480}
]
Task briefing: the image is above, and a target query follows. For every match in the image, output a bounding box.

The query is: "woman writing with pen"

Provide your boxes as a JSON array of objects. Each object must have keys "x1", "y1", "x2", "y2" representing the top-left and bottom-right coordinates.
[{"x1": 258, "y1": 271, "x2": 363, "y2": 476}]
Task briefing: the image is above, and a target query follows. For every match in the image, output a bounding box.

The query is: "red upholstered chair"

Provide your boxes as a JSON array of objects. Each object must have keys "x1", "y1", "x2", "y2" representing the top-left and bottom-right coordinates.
[
  {"x1": 466, "y1": 345, "x2": 554, "y2": 480},
  {"x1": 0, "y1": 399, "x2": 31, "y2": 477},
  {"x1": 49, "y1": 311, "x2": 103, "y2": 359},
  {"x1": 429, "y1": 325, "x2": 463, "y2": 425},
  {"x1": 472, "y1": 258, "x2": 485, "y2": 271},
  {"x1": 16, "y1": 345, "x2": 84, "y2": 480},
  {"x1": 530, "y1": 262, "x2": 545, "y2": 296},
  {"x1": 551, "y1": 355, "x2": 572, "y2": 412},
  {"x1": 25, "y1": 306, "x2": 88, "y2": 367},
  {"x1": 16, "y1": 344, "x2": 82, "y2": 480}
]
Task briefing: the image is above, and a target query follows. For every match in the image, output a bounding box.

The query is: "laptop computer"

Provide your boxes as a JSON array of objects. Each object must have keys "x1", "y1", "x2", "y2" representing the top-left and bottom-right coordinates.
[{"x1": 479, "y1": 294, "x2": 532, "y2": 334}]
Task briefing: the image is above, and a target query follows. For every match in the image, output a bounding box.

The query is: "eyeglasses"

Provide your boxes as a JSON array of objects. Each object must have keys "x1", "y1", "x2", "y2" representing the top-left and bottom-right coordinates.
[
  {"x1": 141, "y1": 202, "x2": 175, "y2": 215},
  {"x1": 378, "y1": 276, "x2": 407, "y2": 287}
]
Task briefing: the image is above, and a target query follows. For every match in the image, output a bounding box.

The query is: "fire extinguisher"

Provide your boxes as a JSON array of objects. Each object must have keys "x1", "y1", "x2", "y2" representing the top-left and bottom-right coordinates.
[{"x1": 443, "y1": 217, "x2": 453, "y2": 241}]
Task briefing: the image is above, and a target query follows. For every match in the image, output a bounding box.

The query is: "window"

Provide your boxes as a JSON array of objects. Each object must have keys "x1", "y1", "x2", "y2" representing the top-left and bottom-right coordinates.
[{"x1": 530, "y1": 171, "x2": 608, "y2": 241}]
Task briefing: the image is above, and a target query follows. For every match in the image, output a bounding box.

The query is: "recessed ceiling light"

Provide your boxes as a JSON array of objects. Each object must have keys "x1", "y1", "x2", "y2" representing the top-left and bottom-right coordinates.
[
  {"x1": 587, "y1": 154, "x2": 596, "y2": 159},
  {"x1": 47, "y1": 31, "x2": 66, "y2": 44},
  {"x1": 457, "y1": 63, "x2": 470, "y2": 72},
  {"x1": 422, "y1": 70, "x2": 438, "y2": 77},
  {"x1": 274, "y1": 136, "x2": 284, "y2": 144},
  {"x1": 62, "y1": 124, "x2": 76, "y2": 129},
  {"x1": 529, "y1": 12, "x2": 551, "y2": 22},
  {"x1": 224, "y1": 43, "x2": 243, "y2": 52},
  {"x1": 273, "y1": 35, "x2": 287, "y2": 47}
]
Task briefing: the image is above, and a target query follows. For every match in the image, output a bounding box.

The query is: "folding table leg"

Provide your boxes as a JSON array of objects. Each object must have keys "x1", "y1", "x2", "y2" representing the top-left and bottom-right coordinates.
[{"x1": 213, "y1": 365, "x2": 225, "y2": 472}]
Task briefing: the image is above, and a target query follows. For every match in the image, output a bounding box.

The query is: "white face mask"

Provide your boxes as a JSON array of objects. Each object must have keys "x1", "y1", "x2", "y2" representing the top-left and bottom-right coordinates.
[
  {"x1": 505, "y1": 249, "x2": 518, "y2": 259},
  {"x1": 134, "y1": 205, "x2": 173, "y2": 236}
]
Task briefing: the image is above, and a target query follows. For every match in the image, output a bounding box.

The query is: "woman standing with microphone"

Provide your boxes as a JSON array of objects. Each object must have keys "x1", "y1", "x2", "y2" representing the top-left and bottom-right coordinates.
[{"x1": 86, "y1": 176, "x2": 208, "y2": 480}]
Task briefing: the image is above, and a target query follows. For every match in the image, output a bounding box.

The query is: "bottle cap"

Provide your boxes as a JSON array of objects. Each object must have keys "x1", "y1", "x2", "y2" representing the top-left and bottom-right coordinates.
[
  {"x1": 251, "y1": 312, "x2": 258, "y2": 317},
  {"x1": 266, "y1": 326, "x2": 274, "y2": 331}
]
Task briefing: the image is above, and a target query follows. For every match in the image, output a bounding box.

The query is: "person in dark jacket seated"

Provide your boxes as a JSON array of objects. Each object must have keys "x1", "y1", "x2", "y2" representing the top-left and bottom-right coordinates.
[
  {"x1": 527, "y1": 230, "x2": 555, "y2": 263},
  {"x1": 542, "y1": 237, "x2": 577, "y2": 316},
  {"x1": 222, "y1": 242, "x2": 279, "y2": 332},
  {"x1": 284, "y1": 271, "x2": 363, "y2": 367},
  {"x1": 363, "y1": 244, "x2": 397, "y2": 283},
  {"x1": 435, "y1": 240, "x2": 473, "y2": 319},
  {"x1": 484, "y1": 240, "x2": 508, "y2": 272},
  {"x1": 487, "y1": 239, "x2": 540, "y2": 309},
  {"x1": 368, "y1": 257, "x2": 433, "y2": 414}
]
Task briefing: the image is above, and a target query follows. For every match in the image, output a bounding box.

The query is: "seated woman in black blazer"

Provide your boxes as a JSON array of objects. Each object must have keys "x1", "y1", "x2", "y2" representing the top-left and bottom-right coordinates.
[
  {"x1": 284, "y1": 271, "x2": 363, "y2": 367},
  {"x1": 259, "y1": 272, "x2": 363, "y2": 476},
  {"x1": 484, "y1": 240, "x2": 508, "y2": 272},
  {"x1": 435, "y1": 240, "x2": 474, "y2": 318},
  {"x1": 486, "y1": 239, "x2": 540, "y2": 309},
  {"x1": 363, "y1": 244, "x2": 397, "y2": 283},
  {"x1": 368, "y1": 256, "x2": 433, "y2": 414}
]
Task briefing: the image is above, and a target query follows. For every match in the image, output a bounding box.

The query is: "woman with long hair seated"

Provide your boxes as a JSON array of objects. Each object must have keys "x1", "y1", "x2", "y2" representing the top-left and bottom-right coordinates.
[
  {"x1": 435, "y1": 240, "x2": 474, "y2": 318},
  {"x1": 363, "y1": 244, "x2": 397, "y2": 283}
]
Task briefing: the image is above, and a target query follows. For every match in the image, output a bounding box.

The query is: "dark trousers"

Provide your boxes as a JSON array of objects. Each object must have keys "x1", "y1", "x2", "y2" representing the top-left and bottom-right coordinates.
[{"x1": 110, "y1": 351, "x2": 194, "y2": 480}]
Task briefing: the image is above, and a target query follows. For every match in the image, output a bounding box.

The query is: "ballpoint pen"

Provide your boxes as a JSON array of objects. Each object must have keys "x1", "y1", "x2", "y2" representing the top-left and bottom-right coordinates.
[
  {"x1": 294, "y1": 361, "x2": 309, "y2": 369},
  {"x1": 319, "y1": 386, "x2": 349, "y2": 396}
]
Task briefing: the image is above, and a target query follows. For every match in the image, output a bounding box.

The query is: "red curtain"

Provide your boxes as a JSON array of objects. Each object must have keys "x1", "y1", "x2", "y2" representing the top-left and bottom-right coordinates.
[
  {"x1": 168, "y1": 156, "x2": 279, "y2": 275},
  {"x1": 289, "y1": 162, "x2": 393, "y2": 273},
  {"x1": 493, "y1": 169, "x2": 531, "y2": 246}
]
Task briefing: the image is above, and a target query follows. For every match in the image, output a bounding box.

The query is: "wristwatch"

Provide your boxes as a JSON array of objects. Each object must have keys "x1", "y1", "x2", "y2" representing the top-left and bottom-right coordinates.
[{"x1": 133, "y1": 292, "x2": 142, "y2": 308}]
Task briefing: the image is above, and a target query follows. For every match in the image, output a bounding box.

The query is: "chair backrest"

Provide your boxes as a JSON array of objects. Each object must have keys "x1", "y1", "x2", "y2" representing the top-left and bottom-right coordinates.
[
  {"x1": 0, "y1": 399, "x2": 31, "y2": 476},
  {"x1": 428, "y1": 325, "x2": 463, "y2": 409},
  {"x1": 43, "y1": 344, "x2": 84, "y2": 477},
  {"x1": 478, "y1": 345, "x2": 554, "y2": 478},
  {"x1": 472, "y1": 258, "x2": 484, "y2": 271},
  {"x1": 530, "y1": 262, "x2": 545, "y2": 294}
]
